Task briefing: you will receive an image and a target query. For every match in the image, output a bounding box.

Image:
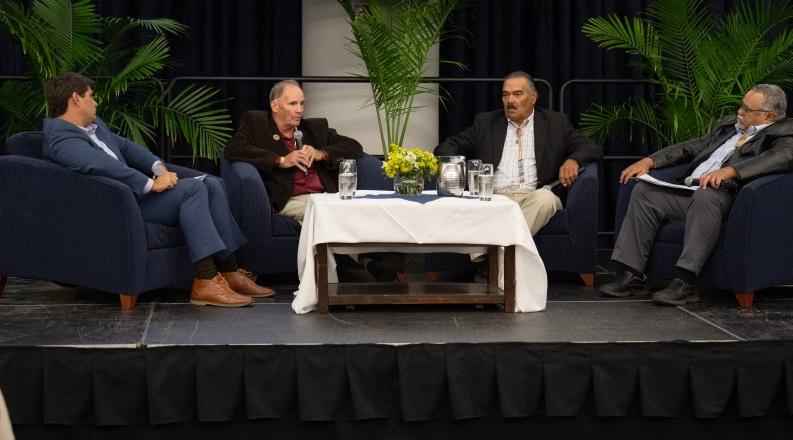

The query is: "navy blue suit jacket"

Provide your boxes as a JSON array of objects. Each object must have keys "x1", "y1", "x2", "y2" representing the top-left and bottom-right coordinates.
[{"x1": 43, "y1": 118, "x2": 161, "y2": 195}]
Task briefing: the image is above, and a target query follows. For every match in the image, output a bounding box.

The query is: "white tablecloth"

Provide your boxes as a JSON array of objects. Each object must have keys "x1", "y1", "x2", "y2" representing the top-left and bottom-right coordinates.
[{"x1": 292, "y1": 190, "x2": 548, "y2": 314}]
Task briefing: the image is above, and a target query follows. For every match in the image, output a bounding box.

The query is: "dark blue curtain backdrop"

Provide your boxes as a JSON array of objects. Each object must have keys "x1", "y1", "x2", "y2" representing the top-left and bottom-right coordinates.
[{"x1": 93, "y1": 0, "x2": 301, "y2": 125}]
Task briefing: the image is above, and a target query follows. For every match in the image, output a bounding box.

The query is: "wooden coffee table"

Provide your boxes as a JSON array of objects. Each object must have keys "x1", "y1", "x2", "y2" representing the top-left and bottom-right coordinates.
[{"x1": 314, "y1": 242, "x2": 516, "y2": 313}]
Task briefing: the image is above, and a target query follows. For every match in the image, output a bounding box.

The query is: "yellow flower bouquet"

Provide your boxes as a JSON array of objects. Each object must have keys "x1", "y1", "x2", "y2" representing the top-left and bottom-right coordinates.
[{"x1": 382, "y1": 144, "x2": 439, "y2": 195}]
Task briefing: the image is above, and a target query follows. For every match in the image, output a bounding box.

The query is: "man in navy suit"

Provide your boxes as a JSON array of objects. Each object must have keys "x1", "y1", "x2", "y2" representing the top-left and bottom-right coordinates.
[
  {"x1": 436, "y1": 71, "x2": 602, "y2": 236},
  {"x1": 42, "y1": 72, "x2": 272, "y2": 307}
]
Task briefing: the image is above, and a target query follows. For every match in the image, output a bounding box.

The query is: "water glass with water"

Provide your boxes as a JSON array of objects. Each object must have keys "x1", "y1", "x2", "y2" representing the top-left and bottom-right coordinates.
[
  {"x1": 338, "y1": 159, "x2": 356, "y2": 200},
  {"x1": 467, "y1": 159, "x2": 482, "y2": 195},
  {"x1": 478, "y1": 163, "x2": 494, "y2": 201}
]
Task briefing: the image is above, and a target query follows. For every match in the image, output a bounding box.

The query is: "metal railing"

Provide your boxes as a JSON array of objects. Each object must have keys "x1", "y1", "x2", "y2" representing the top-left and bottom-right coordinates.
[
  {"x1": 169, "y1": 75, "x2": 554, "y2": 111},
  {"x1": 559, "y1": 78, "x2": 656, "y2": 162}
]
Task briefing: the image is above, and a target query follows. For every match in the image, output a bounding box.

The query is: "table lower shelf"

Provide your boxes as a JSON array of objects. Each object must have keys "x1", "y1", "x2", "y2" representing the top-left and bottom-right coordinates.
[
  {"x1": 315, "y1": 243, "x2": 516, "y2": 313},
  {"x1": 327, "y1": 282, "x2": 505, "y2": 306}
]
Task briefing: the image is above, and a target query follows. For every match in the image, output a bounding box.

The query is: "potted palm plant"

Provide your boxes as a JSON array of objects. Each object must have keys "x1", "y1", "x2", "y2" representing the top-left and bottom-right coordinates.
[
  {"x1": 579, "y1": 0, "x2": 793, "y2": 148},
  {"x1": 0, "y1": 0, "x2": 232, "y2": 159},
  {"x1": 338, "y1": 0, "x2": 462, "y2": 155}
]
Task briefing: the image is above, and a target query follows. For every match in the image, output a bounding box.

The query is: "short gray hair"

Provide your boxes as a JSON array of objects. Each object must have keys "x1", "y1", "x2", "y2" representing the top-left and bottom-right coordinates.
[
  {"x1": 269, "y1": 79, "x2": 301, "y2": 102},
  {"x1": 504, "y1": 71, "x2": 536, "y2": 93},
  {"x1": 751, "y1": 84, "x2": 787, "y2": 120}
]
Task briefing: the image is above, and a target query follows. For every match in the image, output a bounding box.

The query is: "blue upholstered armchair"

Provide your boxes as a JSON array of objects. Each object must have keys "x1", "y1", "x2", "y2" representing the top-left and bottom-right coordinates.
[
  {"x1": 614, "y1": 164, "x2": 793, "y2": 308},
  {"x1": 220, "y1": 153, "x2": 392, "y2": 275},
  {"x1": 423, "y1": 162, "x2": 599, "y2": 285},
  {"x1": 0, "y1": 132, "x2": 202, "y2": 309}
]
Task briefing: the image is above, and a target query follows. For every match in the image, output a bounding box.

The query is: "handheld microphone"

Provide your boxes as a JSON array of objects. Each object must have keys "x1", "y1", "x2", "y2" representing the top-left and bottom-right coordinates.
[
  {"x1": 294, "y1": 129, "x2": 303, "y2": 150},
  {"x1": 293, "y1": 129, "x2": 308, "y2": 174},
  {"x1": 684, "y1": 176, "x2": 739, "y2": 188},
  {"x1": 543, "y1": 167, "x2": 587, "y2": 190}
]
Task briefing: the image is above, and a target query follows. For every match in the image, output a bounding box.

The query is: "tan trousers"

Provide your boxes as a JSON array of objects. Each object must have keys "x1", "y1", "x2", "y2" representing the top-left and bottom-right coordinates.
[
  {"x1": 278, "y1": 194, "x2": 312, "y2": 224},
  {"x1": 470, "y1": 188, "x2": 561, "y2": 262},
  {"x1": 496, "y1": 187, "x2": 562, "y2": 235},
  {"x1": 0, "y1": 389, "x2": 13, "y2": 440}
]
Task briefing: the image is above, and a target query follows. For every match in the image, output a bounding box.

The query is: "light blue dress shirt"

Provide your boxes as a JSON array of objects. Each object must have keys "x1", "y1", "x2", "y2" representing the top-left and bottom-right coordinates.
[{"x1": 689, "y1": 123, "x2": 771, "y2": 179}]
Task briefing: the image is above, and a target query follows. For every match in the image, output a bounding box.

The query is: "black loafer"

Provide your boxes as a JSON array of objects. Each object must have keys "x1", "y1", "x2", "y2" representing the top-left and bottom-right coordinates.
[
  {"x1": 599, "y1": 271, "x2": 649, "y2": 297},
  {"x1": 366, "y1": 253, "x2": 409, "y2": 282},
  {"x1": 652, "y1": 279, "x2": 699, "y2": 306}
]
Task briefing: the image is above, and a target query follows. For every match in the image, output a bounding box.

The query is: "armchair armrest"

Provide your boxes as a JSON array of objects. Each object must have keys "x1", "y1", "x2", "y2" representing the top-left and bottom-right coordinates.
[
  {"x1": 219, "y1": 156, "x2": 274, "y2": 244},
  {"x1": 721, "y1": 172, "x2": 793, "y2": 290},
  {"x1": 565, "y1": 162, "x2": 598, "y2": 233},
  {"x1": 0, "y1": 156, "x2": 148, "y2": 293}
]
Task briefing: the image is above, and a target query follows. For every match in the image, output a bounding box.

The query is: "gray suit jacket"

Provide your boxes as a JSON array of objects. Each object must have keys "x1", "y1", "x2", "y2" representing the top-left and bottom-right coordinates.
[{"x1": 650, "y1": 117, "x2": 793, "y2": 182}]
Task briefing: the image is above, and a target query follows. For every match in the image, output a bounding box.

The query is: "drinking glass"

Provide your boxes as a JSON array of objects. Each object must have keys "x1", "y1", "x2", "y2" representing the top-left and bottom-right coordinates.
[
  {"x1": 338, "y1": 159, "x2": 356, "y2": 200},
  {"x1": 467, "y1": 159, "x2": 482, "y2": 195},
  {"x1": 478, "y1": 163, "x2": 494, "y2": 201}
]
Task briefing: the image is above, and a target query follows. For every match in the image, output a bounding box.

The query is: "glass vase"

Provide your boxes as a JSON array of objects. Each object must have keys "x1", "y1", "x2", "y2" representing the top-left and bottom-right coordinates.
[{"x1": 393, "y1": 173, "x2": 424, "y2": 196}]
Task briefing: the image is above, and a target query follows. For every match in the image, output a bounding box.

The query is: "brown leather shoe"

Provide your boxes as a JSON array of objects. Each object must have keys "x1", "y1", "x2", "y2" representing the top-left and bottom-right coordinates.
[
  {"x1": 240, "y1": 269, "x2": 258, "y2": 282},
  {"x1": 190, "y1": 274, "x2": 253, "y2": 307},
  {"x1": 222, "y1": 268, "x2": 275, "y2": 297}
]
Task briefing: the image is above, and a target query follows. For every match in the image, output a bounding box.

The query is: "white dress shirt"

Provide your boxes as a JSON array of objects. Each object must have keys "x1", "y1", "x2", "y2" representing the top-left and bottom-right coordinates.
[{"x1": 495, "y1": 112, "x2": 538, "y2": 190}]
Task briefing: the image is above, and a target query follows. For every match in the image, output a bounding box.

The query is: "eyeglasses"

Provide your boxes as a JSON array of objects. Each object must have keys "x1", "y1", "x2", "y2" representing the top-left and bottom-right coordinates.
[{"x1": 739, "y1": 103, "x2": 771, "y2": 113}]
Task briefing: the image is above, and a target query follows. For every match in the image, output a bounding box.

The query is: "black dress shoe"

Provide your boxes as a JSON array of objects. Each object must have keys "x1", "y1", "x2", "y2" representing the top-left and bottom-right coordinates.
[
  {"x1": 599, "y1": 271, "x2": 649, "y2": 297},
  {"x1": 366, "y1": 253, "x2": 408, "y2": 282},
  {"x1": 652, "y1": 279, "x2": 699, "y2": 306}
]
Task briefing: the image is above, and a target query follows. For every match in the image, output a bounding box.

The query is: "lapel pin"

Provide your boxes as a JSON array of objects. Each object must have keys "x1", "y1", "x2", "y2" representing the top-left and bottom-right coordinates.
[{"x1": 273, "y1": 134, "x2": 280, "y2": 141}]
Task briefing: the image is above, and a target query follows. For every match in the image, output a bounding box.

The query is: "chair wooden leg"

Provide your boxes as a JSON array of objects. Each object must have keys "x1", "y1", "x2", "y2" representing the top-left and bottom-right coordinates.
[
  {"x1": 0, "y1": 275, "x2": 7, "y2": 299},
  {"x1": 396, "y1": 272, "x2": 408, "y2": 283},
  {"x1": 579, "y1": 273, "x2": 594, "y2": 287},
  {"x1": 119, "y1": 293, "x2": 137, "y2": 310},
  {"x1": 735, "y1": 291, "x2": 754, "y2": 309},
  {"x1": 425, "y1": 271, "x2": 439, "y2": 282}
]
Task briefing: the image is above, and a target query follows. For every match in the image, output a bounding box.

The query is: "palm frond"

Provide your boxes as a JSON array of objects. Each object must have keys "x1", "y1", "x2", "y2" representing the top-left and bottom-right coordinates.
[
  {"x1": 152, "y1": 85, "x2": 234, "y2": 159},
  {"x1": 32, "y1": 0, "x2": 101, "y2": 73},
  {"x1": 341, "y1": 0, "x2": 461, "y2": 153},
  {"x1": 580, "y1": 97, "x2": 668, "y2": 148},
  {"x1": 103, "y1": 17, "x2": 187, "y2": 37},
  {"x1": 647, "y1": 0, "x2": 715, "y2": 101},
  {"x1": 581, "y1": 14, "x2": 662, "y2": 78},
  {"x1": 103, "y1": 106, "x2": 158, "y2": 148},
  {"x1": 0, "y1": 1, "x2": 233, "y2": 160},
  {"x1": 0, "y1": 0, "x2": 59, "y2": 78},
  {"x1": 581, "y1": 0, "x2": 793, "y2": 149},
  {"x1": 0, "y1": 81, "x2": 46, "y2": 139},
  {"x1": 107, "y1": 36, "x2": 170, "y2": 97}
]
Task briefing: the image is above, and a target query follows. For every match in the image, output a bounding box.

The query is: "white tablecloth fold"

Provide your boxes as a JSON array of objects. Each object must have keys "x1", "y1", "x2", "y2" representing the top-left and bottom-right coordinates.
[{"x1": 292, "y1": 191, "x2": 548, "y2": 314}]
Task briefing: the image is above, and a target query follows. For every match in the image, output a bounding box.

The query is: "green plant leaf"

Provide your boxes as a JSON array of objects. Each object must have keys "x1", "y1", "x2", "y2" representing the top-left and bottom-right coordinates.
[
  {"x1": 0, "y1": 81, "x2": 47, "y2": 139},
  {"x1": 0, "y1": 1, "x2": 234, "y2": 160},
  {"x1": 108, "y1": 36, "x2": 170, "y2": 97},
  {"x1": 580, "y1": 0, "x2": 793, "y2": 149},
  {"x1": 32, "y1": 0, "x2": 101, "y2": 72},
  {"x1": 341, "y1": 0, "x2": 462, "y2": 153},
  {"x1": 153, "y1": 85, "x2": 234, "y2": 160}
]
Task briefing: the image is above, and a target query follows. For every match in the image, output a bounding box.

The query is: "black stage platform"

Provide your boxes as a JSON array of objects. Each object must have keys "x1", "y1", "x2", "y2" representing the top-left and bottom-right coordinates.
[{"x1": 2, "y1": 257, "x2": 793, "y2": 439}]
